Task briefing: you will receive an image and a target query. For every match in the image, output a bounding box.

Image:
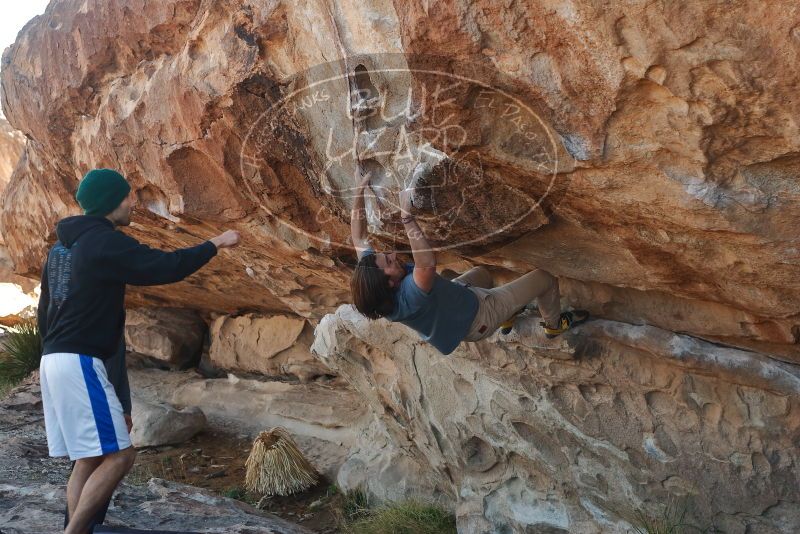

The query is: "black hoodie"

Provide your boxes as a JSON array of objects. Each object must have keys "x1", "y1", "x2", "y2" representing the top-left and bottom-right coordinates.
[{"x1": 37, "y1": 215, "x2": 217, "y2": 360}]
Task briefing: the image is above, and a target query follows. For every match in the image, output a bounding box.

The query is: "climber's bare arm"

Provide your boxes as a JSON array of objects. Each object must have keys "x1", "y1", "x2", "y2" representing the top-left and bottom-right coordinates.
[
  {"x1": 351, "y1": 173, "x2": 372, "y2": 258},
  {"x1": 400, "y1": 188, "x2": 436, "y2": 293}
]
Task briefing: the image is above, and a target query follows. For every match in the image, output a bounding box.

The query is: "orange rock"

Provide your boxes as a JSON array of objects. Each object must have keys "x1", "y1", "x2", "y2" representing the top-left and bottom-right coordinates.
[{"x1": 0, "y1": 0, "x2": 796, "y2": 354}]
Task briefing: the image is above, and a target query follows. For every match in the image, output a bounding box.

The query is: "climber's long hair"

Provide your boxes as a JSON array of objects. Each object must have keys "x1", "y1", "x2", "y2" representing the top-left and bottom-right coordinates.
[{"x1": 351, "y1": 253, "x2": 395, "y2": 319}]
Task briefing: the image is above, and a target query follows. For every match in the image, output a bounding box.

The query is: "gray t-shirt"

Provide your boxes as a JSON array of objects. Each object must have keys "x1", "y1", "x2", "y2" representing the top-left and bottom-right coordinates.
[{"x1": 360, "y1": 248, "x2": 478, "y2": 355}]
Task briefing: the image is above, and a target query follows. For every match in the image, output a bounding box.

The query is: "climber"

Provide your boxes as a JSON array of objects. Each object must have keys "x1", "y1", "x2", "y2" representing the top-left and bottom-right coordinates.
[
  {"x1": 349, "y1": 174, "x2": 588, "y2": 355},
  {"x1": 36, "y1": 169, "x2": 241, "y2": 534}
]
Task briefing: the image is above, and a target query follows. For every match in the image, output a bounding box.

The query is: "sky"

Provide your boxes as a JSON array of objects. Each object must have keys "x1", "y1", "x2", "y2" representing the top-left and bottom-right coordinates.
[
  {"x1": 0, "y1": 0, "x2": 50, "y2": 54},
  {"x1": 0, "y1": 0, "x2": 50, "y2": 117}
]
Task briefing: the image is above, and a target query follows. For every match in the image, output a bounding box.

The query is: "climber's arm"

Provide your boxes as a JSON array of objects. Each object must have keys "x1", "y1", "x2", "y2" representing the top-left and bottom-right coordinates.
[
  {"x1": 351, "y1": 172, "x2": 373, "y2": 258},
  {"x1": 400, "y1": 187, "x2": 436, "y2": 293}
]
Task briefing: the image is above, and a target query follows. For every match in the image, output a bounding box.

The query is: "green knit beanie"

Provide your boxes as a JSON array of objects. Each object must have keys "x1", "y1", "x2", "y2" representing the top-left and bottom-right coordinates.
[{"x1": 76, "y1": 169, "x2": 131, "y2": 216}]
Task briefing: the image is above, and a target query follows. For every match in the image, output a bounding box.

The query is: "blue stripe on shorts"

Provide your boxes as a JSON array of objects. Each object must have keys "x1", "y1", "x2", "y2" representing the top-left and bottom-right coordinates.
[{"x1": 79, "y1": 355, "x2": 120, "y2": 455}]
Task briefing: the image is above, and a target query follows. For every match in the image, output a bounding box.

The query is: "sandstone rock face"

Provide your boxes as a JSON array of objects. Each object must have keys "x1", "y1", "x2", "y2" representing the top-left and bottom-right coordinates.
[
  {"x1": 2, "y1": 1, "x2": 800, "y2": 531},
  {"x1": 313, "y1": 305, "x2": 800, "y2": 533},
  {"x1": 130, "y1": 396, "x2": 207, "y2": 447},
  {"x1": 0, "y1": 0, "x2": 797, "y2": 359},
  {"x1": 125, "y1": 307, "x2": 207, "y2": 367},
  {"x1": 0, "y1": 117, "x2": 23, "y2": 206},
  {"x1": 0, "y1": 116, "x2": 29, "y2": 290},
  {"x1": 209, "y1": 314, "x2": 332, "y2": 381}
]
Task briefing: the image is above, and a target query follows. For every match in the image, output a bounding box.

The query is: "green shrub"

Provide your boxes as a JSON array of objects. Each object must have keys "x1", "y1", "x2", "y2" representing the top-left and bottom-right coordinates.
[
  {"x1": 223, "y1": 486, "x2": 248, "y2": 500},
  {"x1": 0, "y1": 320, "x2": 42, "y2": 392},
  {"x1": 339, "y1": 488, "x2": 371, "y2": 521},
  {"x1": 338, "y1": 490, "x2": 456, "y2": 534}
]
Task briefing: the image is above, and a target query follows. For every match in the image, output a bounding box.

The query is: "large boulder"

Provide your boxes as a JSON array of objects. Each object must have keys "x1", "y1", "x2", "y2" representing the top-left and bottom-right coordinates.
[
  {"x1": 0, "y1": 116, "x2": 32, "y2": 291},
  {"x1": 2, "y1": 1, "x2": 800, "y2": 531},
  {"x1": 0, "y1": 117, "x2": 23, "y2": 193},
  {"x1": 313, "y1": 305, "x2": 800, "y2": 533},
  {"x1": 0, "y1": 0, "x2": 797, "y2": 360},
  {"x1": 209, "y1": 314, "x2": 333, "y2": 381},
  {"x1": 125, "y1": 307, "x2": 207, "y2": 368},
  {"x1": 130, "y1": 397, "x2": 207, "y2": 448}
]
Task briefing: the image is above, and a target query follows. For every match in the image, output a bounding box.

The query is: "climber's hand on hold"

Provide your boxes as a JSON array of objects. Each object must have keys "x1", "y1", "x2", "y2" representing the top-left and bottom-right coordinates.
[
  {"x1": 351, "y1": 171, "x2": 373, "y2": 256},
  {"x1": 399, "y1": 186, "x2": 415, "y2": 218},
  {"x1": 211, "y1": 230, "x2": 241, "y2": 249}
]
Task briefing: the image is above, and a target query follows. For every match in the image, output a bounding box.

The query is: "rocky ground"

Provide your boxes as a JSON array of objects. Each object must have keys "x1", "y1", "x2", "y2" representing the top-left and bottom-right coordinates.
[
  {"x1": 128, "y1": 430, "x2": 341, "y2": 532},
  {"x1": 0, "y1": 372, "x2": 341, "y2": 533}
]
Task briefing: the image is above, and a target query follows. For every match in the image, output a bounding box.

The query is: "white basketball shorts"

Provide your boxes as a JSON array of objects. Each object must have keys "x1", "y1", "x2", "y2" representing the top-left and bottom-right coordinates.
[{"x1": 40, "y1": 353, "x2": 132, "y2": 460}]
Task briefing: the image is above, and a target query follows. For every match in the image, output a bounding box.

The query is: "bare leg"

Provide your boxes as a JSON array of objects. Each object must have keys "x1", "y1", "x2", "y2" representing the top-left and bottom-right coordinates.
[
  {"x1": 65, "y1": 447, "x2": 136, "y2": 534},
  {"x1": 66, "y1": 457, "x2": 103, "y2": 522}
]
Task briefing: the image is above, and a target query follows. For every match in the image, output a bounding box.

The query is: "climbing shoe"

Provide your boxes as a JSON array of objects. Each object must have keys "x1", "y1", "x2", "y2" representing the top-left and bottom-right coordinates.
[
  {"x1": 541, "y1": 310, "x2": 590, "y2": 339},
  {"x1": 500, "y1": 307, "x2": 527, "y2": 335}
]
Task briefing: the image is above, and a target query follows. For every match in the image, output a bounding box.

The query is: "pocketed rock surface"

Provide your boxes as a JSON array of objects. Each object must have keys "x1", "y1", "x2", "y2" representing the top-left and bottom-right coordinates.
[{"x1": 312, "y1": 306, "x2": 800, "y2": 533}]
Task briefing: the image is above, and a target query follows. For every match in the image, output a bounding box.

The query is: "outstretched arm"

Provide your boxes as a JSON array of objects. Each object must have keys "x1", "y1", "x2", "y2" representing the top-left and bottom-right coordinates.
[
  {"x1": 400, "y1": 188, "x2": 436, "y2": 293},
  {"x1": 99, "y1": 230, "x2": 240, "y2": 286},
  {"x1": 350, "y1": 172, "x2": 373, "y2": 258}
]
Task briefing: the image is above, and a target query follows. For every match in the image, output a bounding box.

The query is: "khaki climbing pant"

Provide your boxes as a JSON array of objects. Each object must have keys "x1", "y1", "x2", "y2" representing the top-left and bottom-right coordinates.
[{"x1": 452, "y1": 266, "x2": 561, "y2": 342}]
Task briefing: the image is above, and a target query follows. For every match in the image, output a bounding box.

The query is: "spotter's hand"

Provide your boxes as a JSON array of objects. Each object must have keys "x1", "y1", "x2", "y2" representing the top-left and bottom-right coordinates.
[{"x1": 210, "y1": 230, "x2": 241, "y2": 249}]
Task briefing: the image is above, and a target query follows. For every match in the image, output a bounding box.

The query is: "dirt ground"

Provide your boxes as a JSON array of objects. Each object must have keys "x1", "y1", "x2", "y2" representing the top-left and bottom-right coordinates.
[{"x1": 129, "y1": 429, "x2": 343, "y2": 533}]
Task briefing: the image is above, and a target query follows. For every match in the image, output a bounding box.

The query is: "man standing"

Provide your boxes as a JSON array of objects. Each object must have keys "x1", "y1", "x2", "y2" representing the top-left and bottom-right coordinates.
[{"x1": 37, "y1": 169, "x2": 240, "y2": 534}]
